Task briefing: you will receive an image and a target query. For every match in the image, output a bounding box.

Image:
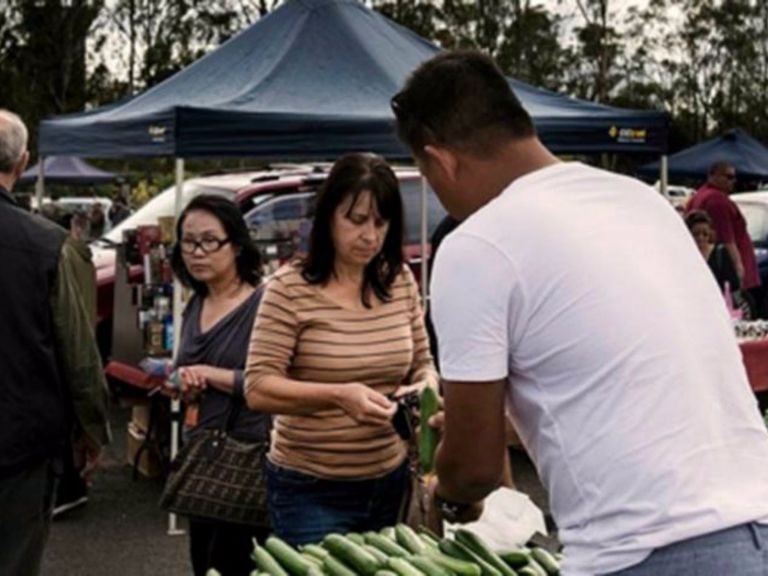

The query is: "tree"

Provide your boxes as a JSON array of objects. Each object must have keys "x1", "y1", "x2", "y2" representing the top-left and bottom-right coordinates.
[
  {"x1": 0, "y1": 0, "x2": 103, "y2": 154},
  {"x1": 371, "y1": 0, "x2": 566, "y2": 90},
  {"x1": 562, "y1": 0, "x2": 622, "y2": 102},
  {"x1": 370, "y1": 0, "x2": 441, "y2": 40},
  {"x1": 498, "y1": 1, "x2": 567, "y2": 90}
]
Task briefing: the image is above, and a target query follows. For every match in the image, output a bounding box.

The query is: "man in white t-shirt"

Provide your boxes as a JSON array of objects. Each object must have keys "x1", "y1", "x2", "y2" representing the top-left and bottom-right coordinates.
[{"x1": 392, "y1": 51, "x2": 768, "y2": 576}]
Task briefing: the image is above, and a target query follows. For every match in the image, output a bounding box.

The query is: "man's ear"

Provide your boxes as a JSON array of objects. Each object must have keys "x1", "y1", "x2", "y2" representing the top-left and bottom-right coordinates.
[
  {"x1": 14, "y1": 151, "x2": 29, "y2": 179},
  {"x1": 423, "y1": 144, "x2": 459, "y2": 184}
]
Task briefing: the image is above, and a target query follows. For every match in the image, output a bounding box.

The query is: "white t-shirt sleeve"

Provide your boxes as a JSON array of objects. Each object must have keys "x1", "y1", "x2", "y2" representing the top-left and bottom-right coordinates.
[{"x1": 431, "y1": 231, "x2": 517, "y2": 382}]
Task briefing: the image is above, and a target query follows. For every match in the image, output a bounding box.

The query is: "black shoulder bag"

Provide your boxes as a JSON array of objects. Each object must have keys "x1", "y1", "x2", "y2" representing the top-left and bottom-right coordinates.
[{"x1": 160, "y1": 398, "x2": 270, "y2": 527}]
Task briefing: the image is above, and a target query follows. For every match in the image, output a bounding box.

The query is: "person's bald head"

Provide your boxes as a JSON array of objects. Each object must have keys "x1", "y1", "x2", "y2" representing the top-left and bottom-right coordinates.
[{"x1": 0, "y1": 110, "x2": 29, "y2": 186}]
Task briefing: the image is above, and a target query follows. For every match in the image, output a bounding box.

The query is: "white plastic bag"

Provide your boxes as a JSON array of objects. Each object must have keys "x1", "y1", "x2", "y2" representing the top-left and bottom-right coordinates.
[{"x1": 445, "y1": 487, "x2": 547, "y2": 551}]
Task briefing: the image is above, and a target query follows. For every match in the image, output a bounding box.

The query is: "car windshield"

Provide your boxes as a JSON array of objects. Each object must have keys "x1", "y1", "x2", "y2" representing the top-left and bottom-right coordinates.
[
  {"x1": 737, "y1": 202, "x2": 768, "y2": 245},
  {"x1": 101, "y1": 182, "x2": 235, "y2": 244}
]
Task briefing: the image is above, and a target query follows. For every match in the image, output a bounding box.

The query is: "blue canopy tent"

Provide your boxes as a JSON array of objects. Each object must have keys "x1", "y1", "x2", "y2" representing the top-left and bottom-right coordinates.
[
  {"x1": 38, "y1": 0, "x2": 668, "y2": 159},
  {"x1": 18, "y1": 155, "x2": 119, "y2": 185},
  {"x1": 637, "y1": 129, "x2": 768, "y2": 183}
]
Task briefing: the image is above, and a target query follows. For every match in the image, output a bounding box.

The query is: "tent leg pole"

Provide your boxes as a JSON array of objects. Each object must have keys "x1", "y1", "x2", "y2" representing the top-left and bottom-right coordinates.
[
  {"x1": 660, "y1": 155, "x2": 669, "y2": 198},
  {"x1": 35, "y1": 156, "x2": 45, "y2": 212},
  {"x1": 420, "y1": 176, "x2": 429, "y2": 310},
  {"x1": 168, "y1": 158, "x2": 185, "y2": 537}
]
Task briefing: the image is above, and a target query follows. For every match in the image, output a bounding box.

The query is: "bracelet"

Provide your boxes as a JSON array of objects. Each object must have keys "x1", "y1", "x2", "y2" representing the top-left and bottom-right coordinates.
[{"x1": 434, "y1": 492, "x2": 473, "y2": 524}]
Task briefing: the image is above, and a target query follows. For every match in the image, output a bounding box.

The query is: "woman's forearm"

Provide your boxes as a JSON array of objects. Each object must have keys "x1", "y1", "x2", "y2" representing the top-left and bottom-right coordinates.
[
  {"x1": 245, "y1": 374, "x2": 343, "y2": 415},
  {"x1": 203, "y1": 367, "x2": 239, "y2": 395}
]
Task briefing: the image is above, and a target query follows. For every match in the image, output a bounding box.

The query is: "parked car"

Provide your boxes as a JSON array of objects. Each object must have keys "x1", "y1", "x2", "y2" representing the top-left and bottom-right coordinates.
[
  {"x1": 653, "y1": 182, "x2": 694, "y2": 210},
  {"x1": 92, "y1": 165, "x2": 446, "y2": 359},
  {"x1": 56, "y1": 196, "x2": 113, "y2": 216},
  {"x1": 732, "y1": 190, "x2": 768, "y2": 316}
]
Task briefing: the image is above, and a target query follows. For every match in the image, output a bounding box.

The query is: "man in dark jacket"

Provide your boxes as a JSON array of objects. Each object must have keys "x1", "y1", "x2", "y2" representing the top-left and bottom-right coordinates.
[{"x1": 0, "y1": 109, "x2": 111, "y2": 575}]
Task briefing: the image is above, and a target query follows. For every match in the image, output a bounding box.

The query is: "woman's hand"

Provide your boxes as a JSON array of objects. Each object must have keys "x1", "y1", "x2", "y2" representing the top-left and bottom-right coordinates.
[
  {"x1": 178, "y1": 365, "x2": 212, "y2": 402},
  {"x1": 334, "y1": 383, "x2": 397, "y2": 426},
  {"x1": 393, "y1": 381, "x2": 429, "y2": 398}
]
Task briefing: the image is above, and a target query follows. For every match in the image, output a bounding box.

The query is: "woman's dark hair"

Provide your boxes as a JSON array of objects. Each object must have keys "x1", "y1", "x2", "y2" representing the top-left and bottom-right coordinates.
[
  {"x1": 302, "y1": 153, "x2": 404, "y2": 308},
  {"x1": 171, "y1": 194, "x2": 263, "y2": 296},
  {"x1": 685, "y1": 210, "x2": 713, "y2": 231}
]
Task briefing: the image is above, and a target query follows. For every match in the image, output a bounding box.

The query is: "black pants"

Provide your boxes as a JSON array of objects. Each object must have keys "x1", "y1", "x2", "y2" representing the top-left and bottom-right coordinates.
[
  {"x1": 0, "y1": 460, "x2": 58, "y2": 576},
  {"x1": 189, "y1": 518, "x2": 269, "y2": 576}
]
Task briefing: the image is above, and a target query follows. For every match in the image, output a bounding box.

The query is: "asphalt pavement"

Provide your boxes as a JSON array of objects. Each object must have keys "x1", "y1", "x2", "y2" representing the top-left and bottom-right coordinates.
[
  {"x1": 42, "y1": 403, "x2": 551, "y2": 576},
  {"x1": 42, "y1": 405, "x2": 190, "y2": 576}
]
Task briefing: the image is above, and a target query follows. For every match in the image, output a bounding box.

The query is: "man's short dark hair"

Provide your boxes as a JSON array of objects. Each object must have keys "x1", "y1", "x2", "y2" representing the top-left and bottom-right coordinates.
[
  {"x1": 709, "y1": 161, "x2": 734, "y2": 176},
  {"x1": 392, "y1": 50, "x2": 535, "y2": 157}
]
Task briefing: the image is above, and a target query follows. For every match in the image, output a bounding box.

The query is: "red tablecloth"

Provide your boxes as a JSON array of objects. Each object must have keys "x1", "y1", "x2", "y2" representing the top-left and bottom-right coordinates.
[
  {"x1": 105, "y1": 361, "x2": 170, "y2": 396},
  {"x1": 105, "y1": 361, "x2": 198, "y2": 426},
  {"x1": 740, "y1": 340, "x2": 768, "y2": 392}
]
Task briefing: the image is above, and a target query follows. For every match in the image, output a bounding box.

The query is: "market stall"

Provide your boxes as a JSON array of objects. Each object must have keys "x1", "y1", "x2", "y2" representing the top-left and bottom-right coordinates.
[
  {"x1": 735, "y1": 321, "x2": 768, "y2": 393},
  {"x1": 36, "y1": 0, "x2": 669, "y2": 536},
  {"x1": 637, "y1": 128, "x2": 768, "y2": 184},
  {"x1": 19, "y1": 155, "x2": 120, "y2": 186}
]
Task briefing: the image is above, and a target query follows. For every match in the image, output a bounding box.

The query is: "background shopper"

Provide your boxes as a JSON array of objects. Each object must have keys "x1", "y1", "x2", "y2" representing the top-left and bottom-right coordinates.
[
  {"x1": 167, "y1": 195, "x2": 270, "y2": 576},
  {"x1": 0, "y1": 109, "x2": 110, "y2": 576}
]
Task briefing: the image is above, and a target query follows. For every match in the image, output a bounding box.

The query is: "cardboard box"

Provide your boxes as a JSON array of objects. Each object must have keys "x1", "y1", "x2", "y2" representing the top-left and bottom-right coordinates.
[
  {"x1": 130, "y1": 404, "x2": 151, "y2": 435},
  {"x1": 126, "y1": 422, "x2": 163, "y2": 478}
]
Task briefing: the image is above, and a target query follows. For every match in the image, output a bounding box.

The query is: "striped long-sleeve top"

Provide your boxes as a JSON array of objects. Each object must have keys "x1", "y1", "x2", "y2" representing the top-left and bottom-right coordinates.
[{"x1": 245, "y1": 262, "x2": 438, "y2": 480}]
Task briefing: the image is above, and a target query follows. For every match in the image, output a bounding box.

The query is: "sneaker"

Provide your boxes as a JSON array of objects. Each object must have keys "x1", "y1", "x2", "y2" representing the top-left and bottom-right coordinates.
[{"x1": 53, "y1": 471, "x2": 88, "y2": 519}]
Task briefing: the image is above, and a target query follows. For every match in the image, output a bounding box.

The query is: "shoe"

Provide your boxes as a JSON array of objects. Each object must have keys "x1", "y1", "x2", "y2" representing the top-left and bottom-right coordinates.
[{"x1": 53, "y1": 471, "x2": 88, "y2": 519}]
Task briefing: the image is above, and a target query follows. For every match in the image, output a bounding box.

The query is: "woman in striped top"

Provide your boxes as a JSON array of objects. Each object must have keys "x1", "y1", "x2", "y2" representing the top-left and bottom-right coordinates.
[{"x1": 245, "y1": 153, "x2": 438, "y2": 545}]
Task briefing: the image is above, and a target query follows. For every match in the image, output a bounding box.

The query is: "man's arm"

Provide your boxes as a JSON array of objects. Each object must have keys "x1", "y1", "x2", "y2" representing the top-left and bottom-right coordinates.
[
  {"x1": 725, "y1": 242, "x2": 745, "y2": 282},
  {"x1": 435, "y1": 379, "x2": 507, "y2": 503},
  {"x1": 429, "y1": 231, "x2": 519, "y2": 519},
  {"x1": 706, "y1": 197, "x2": 743, "y2": 281},
  {"x1": 51, "y1": 239, "x2": 111, "y2": 450}
]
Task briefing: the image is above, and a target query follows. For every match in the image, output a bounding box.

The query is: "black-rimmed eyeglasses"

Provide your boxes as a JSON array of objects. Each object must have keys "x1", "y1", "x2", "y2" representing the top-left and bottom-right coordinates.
[{"x1": 180, "y1": 237, "x2": 231, "y2": 255}]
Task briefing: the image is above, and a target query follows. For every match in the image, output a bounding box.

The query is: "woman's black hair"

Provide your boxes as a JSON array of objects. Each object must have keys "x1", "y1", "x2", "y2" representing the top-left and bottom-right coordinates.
[
  {"x1": 171, "y1": 194, "x2": 263, "y2": 296},
  {"x1": 302, "y1": 153, "x2": 404, "y2": 307},
  {"x1": 685, "y1": 210, "x2": 713, "y2": 231}
]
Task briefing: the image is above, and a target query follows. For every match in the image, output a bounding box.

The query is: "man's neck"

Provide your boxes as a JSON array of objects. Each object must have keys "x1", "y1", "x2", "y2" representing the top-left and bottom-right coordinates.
[
  {"x1": 0, "y1": 173, "x2": 15, "y2": 193},
  {"x1": 466, "y1": 137, "x2": 561, "y2": 213},
  {"x1": 705, "y1": 180, "x2": 728, "y2": 194}
]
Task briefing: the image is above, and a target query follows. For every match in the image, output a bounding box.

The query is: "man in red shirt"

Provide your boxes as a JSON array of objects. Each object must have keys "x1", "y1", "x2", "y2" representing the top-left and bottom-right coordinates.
[{"x1": 687, "y1": 161, "x2": 760, "y2": 292}]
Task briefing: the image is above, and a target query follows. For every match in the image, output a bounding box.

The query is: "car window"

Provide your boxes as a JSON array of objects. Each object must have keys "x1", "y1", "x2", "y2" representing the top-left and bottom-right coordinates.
[
  {"x1": 244, "y1": 192, "x2": 316, "y2": 270},
  {"x1": 737, "y1": 202, "x2": 768, "y2": 245},
  {"x1": 241, "y1": 178, "x2": 446, "y2": 272},
  {"x1": 103, "y1": 182, "x2": 235, "y2": 243},
  {"x1": 399, "y1": 179, "x2": 447, "y2": 245}
]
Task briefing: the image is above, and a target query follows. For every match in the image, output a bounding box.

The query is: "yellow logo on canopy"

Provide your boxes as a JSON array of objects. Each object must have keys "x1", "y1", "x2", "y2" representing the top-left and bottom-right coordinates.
[
  {"x1": 609, "y1": 126, "x2": 647, "y2": 144},
  {"x1": 148, "y1": 125, "x2": 167, "y2": 143}
]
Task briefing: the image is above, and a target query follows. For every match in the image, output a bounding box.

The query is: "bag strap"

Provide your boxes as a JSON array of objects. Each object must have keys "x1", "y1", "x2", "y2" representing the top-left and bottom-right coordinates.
[{"x1": 221, "y1": 393, "x2": 245, "y2": 434}]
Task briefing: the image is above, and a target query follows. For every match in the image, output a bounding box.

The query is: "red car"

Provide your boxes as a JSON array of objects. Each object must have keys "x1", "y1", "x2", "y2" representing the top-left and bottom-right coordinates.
[{"x1": 92, "y1": 165, "x2": 446, "y2": 359}]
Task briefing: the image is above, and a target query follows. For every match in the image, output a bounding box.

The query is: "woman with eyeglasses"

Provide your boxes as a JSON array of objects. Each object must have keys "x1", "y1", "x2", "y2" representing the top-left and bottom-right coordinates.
[
  {"x1": 244, "y1": 153, "x2": 439, "y2": 545},
  {"x1": 167, "y1": 195, "x2": 270, "y2": 576}
]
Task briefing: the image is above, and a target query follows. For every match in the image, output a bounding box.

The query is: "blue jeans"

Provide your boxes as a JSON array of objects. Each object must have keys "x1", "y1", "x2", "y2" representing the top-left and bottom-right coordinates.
[
  {"x1": 265, "y1": 460, "x2": 409, "y2": 546},
  {"x1": 603, "y1": 523, "x2": 768, "y2": 575}
]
